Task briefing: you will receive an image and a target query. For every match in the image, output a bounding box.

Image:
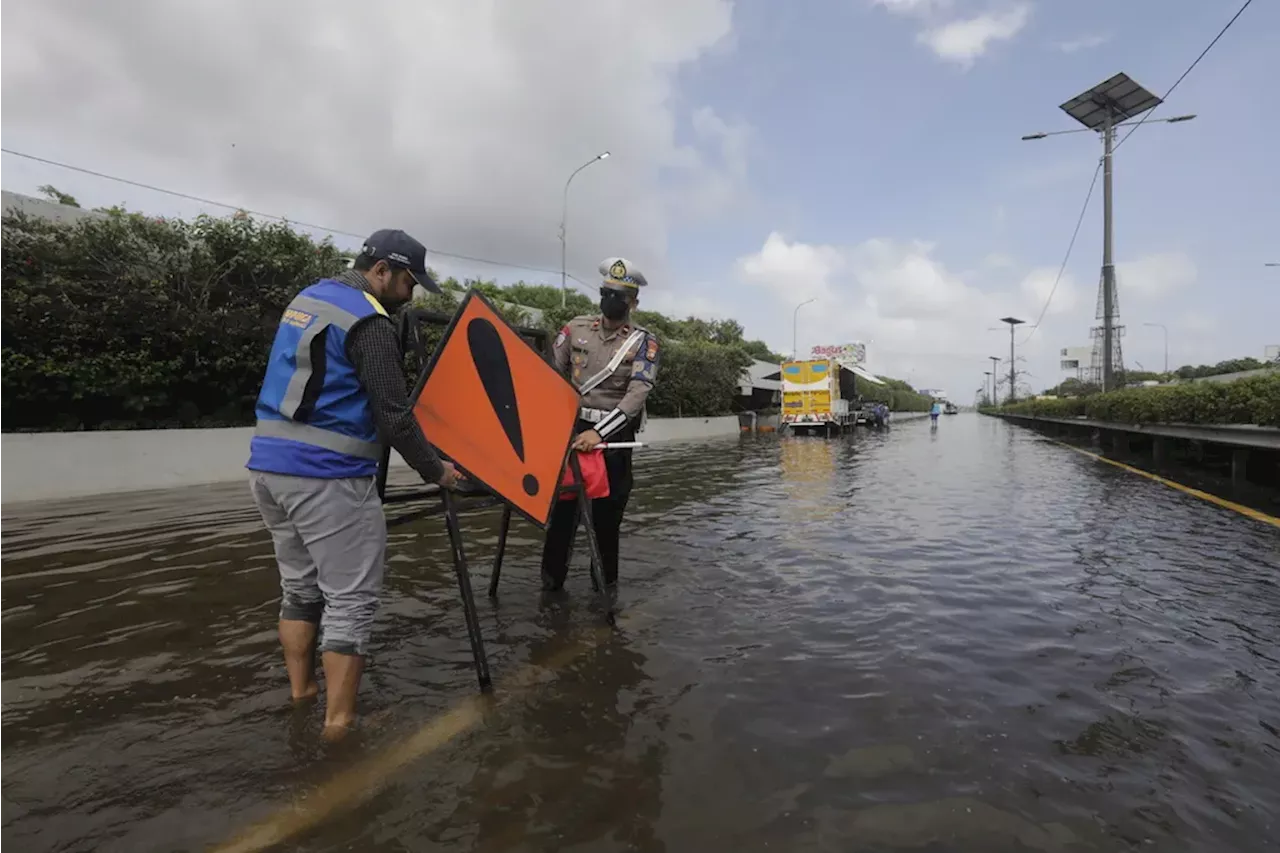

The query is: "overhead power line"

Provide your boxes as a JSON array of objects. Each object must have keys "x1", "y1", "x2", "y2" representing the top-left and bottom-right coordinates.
[
  {"x1": 1114, "y1": 0, "x2": 1254, "y2": 152},
  {"x1": 0, "y1": 147, "x2": 595, "y2": 290},
  {"x1": 1021, "y1": 160, "x2": 1102, "y2": 344}
]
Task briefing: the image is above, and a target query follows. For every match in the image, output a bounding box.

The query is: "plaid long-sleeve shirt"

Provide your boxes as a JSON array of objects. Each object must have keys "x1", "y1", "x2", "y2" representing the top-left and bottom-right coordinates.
[{"x1": 332, "y1": 269, "x2": 445, "y2": 485}]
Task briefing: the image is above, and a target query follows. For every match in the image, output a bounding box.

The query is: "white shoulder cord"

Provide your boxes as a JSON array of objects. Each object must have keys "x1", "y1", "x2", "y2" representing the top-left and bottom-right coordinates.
[{"x1": 578, "y1": 329, "x2": 646, "y2": 396}]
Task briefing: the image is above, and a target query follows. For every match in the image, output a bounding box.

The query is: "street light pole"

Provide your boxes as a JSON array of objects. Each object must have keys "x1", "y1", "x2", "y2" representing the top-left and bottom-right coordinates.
[
  {"x1": 1022, "y1": 72, "x2": 1195, "y2": 392},
  {"x1": 793, "y1": 299, "x2": 816, "y2": 359},
  {"x1": 1143, "y1": 322, "x2": 1169, "y2": 374},
  {"x1": 1000, "y1": 317, "x2": 1025, "y2": 403},
  {"x1": 983, "y1": 371, "x2": 993, "y2": 405},
  {"x1": 988, "y1": 356, "x2": 1001, "y2": 403},
  {"x1": 1101, "y1": 108, "x2": 1116, "y2": 391},
  {"x1": 560, "y1": 151, "x2": 611, "y2": 308}
]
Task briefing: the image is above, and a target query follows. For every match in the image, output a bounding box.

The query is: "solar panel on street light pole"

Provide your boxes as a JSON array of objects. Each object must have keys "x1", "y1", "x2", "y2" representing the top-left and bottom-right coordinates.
[{"x1": 1059, "y1": 73, "x2": 1161, "y2": 130}]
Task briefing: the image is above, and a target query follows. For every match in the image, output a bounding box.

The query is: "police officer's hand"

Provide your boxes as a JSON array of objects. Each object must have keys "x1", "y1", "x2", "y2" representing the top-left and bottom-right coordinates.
[
  {"x1": 572, "y1": 429, "x2": 603, "y2": 453},
  {"x1": 436, "y1": 461, "x2": 463, "y2": 489}
]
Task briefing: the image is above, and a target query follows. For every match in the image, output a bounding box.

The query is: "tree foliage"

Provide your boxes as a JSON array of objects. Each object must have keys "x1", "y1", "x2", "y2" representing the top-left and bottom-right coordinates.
[
  {"x1": 37, "y1": 184, "x2": 80, "y2": 208},
  {"x1": 1, "y1": 209, "x2": 783, "y2": 430},
  {"x1": 857, "y1": 376, "x2": 934, "y2": 412},
  {"x1": 2, "y1": 209, "x2": 347, "y2": 431},
  {"x1": 1173, "y1": 357, "x2": 1269, "y2": 380}
]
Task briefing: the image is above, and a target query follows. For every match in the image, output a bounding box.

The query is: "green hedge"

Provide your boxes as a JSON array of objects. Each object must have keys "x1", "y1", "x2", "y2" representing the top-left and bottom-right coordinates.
[
  {"x1": 992, "y1": 374, "x2": 1280, "y2": 427},
  {"x1": 860, "y1": 377, "x2": 934, "y2": 412},
  {"x1": 1, "y1": 208, "x2": 776, "y2": 430}
]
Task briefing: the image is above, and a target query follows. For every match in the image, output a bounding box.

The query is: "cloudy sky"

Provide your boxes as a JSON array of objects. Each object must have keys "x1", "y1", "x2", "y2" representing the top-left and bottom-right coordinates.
[{"x1": 3, "y1": 0, "x2": 1277, "y2": 399}]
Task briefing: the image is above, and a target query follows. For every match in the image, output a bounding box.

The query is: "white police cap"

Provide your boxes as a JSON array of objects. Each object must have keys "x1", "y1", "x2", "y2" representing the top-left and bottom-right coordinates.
[{"x1": 600, "y1": 257, "x2": 648, "y2": 290}]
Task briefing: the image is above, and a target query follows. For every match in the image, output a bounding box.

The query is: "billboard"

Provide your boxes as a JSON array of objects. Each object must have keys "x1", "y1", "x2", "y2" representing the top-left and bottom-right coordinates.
[{"x1": 811, "y1": 342, "x2": 866, "y2": 367}]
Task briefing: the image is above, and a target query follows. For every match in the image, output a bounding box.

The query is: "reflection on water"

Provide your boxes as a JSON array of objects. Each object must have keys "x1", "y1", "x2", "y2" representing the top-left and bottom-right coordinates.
[{"x1": 3, "y1": 414, "x2": 1279, "y2": 852}]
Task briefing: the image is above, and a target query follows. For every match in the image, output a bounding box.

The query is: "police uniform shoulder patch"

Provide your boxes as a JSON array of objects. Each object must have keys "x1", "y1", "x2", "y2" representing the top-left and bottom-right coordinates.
[
  {"x1": 554, "y1": 326, "x2": 568, "y2": 348},
  {"x1": 645, "y1": 337, "x2": 659, "y2": 361}
]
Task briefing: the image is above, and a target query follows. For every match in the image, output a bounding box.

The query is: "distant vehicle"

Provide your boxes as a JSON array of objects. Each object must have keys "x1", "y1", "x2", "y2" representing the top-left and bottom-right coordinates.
[
  {"x1": 943, "y1": 402, "x2": 958, "y2": 415},
  {"x1": 780, "y1": 358, "x2": 855, "y2": 436}
]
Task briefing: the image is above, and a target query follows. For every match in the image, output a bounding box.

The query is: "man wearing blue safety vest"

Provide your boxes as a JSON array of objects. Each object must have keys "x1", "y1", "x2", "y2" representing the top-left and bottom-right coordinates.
[{"x1": 246, "y1": 229, "x2": 461, "y2": 739}]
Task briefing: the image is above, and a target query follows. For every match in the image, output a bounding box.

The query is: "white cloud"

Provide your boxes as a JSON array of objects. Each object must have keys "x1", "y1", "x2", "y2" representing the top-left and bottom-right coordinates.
[
  {"x1": 871, "y1": 1, "x2": 1030, "y2": 67},
  {"x1": 731, "y1": 231, "x2": 1129, "y2": 396},
  {"x1": 1019, "y1": 267, "x2": 1080, "y2": 316},
  {"x1": 642, "y1": 288, "x2": 725, "y2": 320},
  {"x1": 736, "y1": 231, "x2": 844, "y2": 305},
  {"x1": 1056, "y1": 33, "x2": 1111, "y2": 54},
  {"x1": 736, "y1": 234, "x2": 1009, "y2": 369},
  {"x1": 1118, "y1": 252, "x2": 1198, "y2": 300},
  {"x1": 0, "y1": 0, "x2": 739, "y2": 288},
  {"x1": 872, "y1": 0, "x2": 954, "y2": 13},
  {"x1": 917, "y1": 5, "x2": 1031, "y2": 67},
  {"x1": 673, "y1": 106, "x2": 754, "y2": 219}
]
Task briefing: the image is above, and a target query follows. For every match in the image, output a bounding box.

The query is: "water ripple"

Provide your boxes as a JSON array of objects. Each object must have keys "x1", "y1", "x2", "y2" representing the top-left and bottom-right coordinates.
[{"x1": 2, "y1": 415, "x2": 1278, "y2": 852}]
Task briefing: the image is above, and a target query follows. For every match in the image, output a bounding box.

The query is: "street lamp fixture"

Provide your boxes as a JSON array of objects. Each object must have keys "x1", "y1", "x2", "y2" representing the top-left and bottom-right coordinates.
[
  {"x1": 793, "y1": 299, "x2": 816, "y2": 359},
  {"x1": 1020, "y1": 114, "x2": 1196, "y2": 141},
  {"x1": 560, "y1": 151, "x2": 611, "y2": 307}
]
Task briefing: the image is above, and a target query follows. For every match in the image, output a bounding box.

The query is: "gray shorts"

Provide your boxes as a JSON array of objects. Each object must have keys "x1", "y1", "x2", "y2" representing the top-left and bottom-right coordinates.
[{"x1": 249, "y1": 470, "x2": 386, "y2": 656}]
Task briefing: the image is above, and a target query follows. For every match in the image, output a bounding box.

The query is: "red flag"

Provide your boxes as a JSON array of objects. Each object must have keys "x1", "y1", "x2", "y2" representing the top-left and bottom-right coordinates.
[{"x1": 558, "y1": 450, "x2": 610, "y2": 500}]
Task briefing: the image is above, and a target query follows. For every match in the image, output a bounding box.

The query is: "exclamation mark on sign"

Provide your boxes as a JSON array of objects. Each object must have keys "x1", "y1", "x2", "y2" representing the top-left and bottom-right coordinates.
[{"x1": 467, "y1": 317, "x2": 539, "y2": 496}]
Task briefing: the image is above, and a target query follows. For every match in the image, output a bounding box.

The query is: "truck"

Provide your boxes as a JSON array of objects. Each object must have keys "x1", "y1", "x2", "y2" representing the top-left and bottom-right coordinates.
[{"x1": 780, "y1": 357, "x2": 855, "y2": 436}]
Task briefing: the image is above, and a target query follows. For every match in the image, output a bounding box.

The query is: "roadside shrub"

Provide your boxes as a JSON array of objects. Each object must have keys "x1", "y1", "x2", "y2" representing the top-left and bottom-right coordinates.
[
  {"x1": 2, "y1": 208, "x2": 770, "y2": 430},
  {"x1": 995, "y1": 374, "x2": 1280, "y2": 426}
]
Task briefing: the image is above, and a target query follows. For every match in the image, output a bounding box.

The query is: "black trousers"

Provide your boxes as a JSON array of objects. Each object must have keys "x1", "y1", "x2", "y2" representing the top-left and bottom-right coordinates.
[{"x1": 541, "y1": 419, "x2": 635, "y2": 589}]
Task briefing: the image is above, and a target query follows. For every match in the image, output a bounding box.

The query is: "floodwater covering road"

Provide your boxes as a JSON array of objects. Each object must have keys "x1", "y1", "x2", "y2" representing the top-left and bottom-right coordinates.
[{"x1": 2, "y1": 414, "x2": 1278, "y2": 852}]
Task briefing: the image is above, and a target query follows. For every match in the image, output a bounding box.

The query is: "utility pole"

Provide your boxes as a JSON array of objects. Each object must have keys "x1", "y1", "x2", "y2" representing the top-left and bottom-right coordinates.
[
  {"x1": 1021, "y1": 73, "x2": 1195, "y2": 392},
  {"x1": 559, "y1": 151, "x2": 610, "y2": 308},
  {"x1": 1000, "y1": 317, "x2": 1024, "y2": 403}
]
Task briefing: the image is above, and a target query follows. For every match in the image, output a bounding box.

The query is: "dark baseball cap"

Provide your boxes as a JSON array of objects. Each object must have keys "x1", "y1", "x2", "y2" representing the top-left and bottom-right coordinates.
[{"x1": 360, "y1": 229, "x2": 441, "y2": 293}]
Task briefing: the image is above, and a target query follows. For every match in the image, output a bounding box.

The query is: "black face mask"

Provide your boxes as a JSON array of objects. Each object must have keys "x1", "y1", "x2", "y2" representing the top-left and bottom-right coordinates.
[{"x1": 600, "y1": 288, "x2": 631, "y2": 321}]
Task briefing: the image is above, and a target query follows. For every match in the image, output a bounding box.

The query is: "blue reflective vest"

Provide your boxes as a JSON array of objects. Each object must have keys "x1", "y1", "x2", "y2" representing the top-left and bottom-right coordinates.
[{"x1": 246, "y1": 279, "x2": 388, "y2": 478}]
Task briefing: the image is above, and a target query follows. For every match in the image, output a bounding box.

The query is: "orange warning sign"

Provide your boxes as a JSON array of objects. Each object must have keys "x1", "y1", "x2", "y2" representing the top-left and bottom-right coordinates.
[{"x1": 413, "y1": 290, "x2": 581, "y2": 526}]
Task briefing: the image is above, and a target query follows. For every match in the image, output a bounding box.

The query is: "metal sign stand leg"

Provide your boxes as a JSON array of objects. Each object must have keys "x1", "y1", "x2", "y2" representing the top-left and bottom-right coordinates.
[
  {"x1": 567, "y1": 453, "x2": 614, "y2": 625},
  {"x1": 486, "y1": 505, "x2": 513, "y2": 598},
  {"x1": 441, "y1": 490, "x2": 492, "y2": 690},
  {"x1": 483, "y1": 456, "x2": 612, "y2": 625}
]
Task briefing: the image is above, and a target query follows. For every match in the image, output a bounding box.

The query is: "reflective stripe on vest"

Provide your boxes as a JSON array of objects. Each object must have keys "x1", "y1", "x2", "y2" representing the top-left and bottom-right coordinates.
[
  {"x1": 277, "y1": 295, "x2": 367, "y2": 420},
  {"x1": 254, "y1": 418, "x2": 381, "y2": 460}
]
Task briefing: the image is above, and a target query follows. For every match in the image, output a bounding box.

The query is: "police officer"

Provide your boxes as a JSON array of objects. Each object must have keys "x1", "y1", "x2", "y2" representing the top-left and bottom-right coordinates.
[
  {"x1": 541, "y1": 257, "x2": 659, "y2": 595},
  {"x1": 246, "y1": 229, "x2": 461, "y2": 740}
]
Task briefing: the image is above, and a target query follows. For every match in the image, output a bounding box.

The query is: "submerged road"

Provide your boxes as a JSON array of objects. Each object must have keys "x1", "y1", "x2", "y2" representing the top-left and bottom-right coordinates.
[{"x1": 2, "y1": 414, "x2": 1278, "y2": 852}]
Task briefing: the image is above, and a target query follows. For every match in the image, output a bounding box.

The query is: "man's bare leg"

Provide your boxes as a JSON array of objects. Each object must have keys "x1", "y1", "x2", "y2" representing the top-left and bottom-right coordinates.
[
  {"x1": 278, "y1": 619, "x2": 319, "y2": 701},
  {"x1": 321, "y1": 650, "x2": 364, "y2": 740}
]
